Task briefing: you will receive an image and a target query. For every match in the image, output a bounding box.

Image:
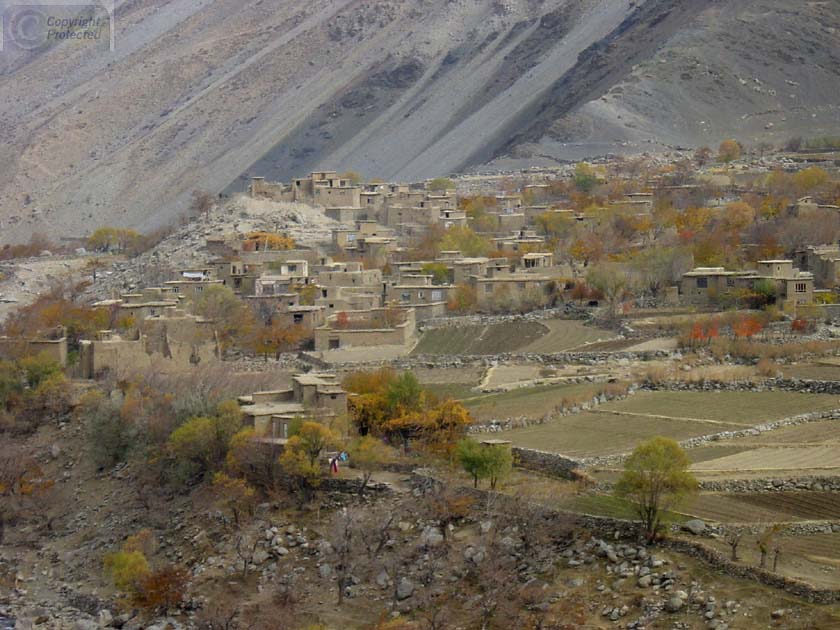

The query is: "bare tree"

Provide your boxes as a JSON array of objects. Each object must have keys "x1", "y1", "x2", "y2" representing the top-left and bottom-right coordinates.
[
  {"x1": 191, "y1": 190, "x2": 215, "y2": 219},
  {"x1": 234, "y1": 534, "x2": 260, "y2": 580},
  {"x1": 726, "y1": 531, "x2": 743, "y2": 561}
]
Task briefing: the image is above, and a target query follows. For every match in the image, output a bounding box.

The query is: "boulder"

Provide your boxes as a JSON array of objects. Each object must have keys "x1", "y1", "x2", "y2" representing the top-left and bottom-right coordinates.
[
  {"x1": 682, "y1": 519, "x2": 707, "y2": 535},
  {"x1": 396, "y1": 577, "x2": 415, "y2": 600},
  {"x1": 666, "y1": 595, "x2": 685, "y2": 613},
  {"x1": 98, "y1": 610, "x2": 114, "y2": 627}
]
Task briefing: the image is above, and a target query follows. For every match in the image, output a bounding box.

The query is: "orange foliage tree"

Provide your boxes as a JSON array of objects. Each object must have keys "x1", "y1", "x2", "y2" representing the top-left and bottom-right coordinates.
[{"x1": 732, "y1": 316, "x2": 763, "y2": 340}]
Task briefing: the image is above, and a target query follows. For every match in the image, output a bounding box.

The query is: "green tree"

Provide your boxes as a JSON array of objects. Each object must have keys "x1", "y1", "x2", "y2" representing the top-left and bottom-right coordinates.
[
  {"x1": 421, "y1": 262, "x2": 451, "y2": 285},
  {"x1": 456, "y1": 438, "x2": 486, "y2": 488},
  {"x1": 586, "y1": 265, "x2": 628, "y2": 318},
  {"x1": 614, "y1": 437, "x2": 697, "y2": 539},
  {"x1": 439, "y1": 226, "x2": 492, "y2": 257},
  {"x1": 573, "y1": 163, "x2": 598, "y2": 193},
  {"x1": 18, "y1": 353, "x2": 61, "y2": 388},
  {"x1": 167, "y1": 400, "x2": 241, "y2": 476},
  {"x1": 427, "y1": 177, "x2": 454, "y2": 192},
  {"x1": 456, "y1": 439, "x2": 512, "y2": 489},
  {"x1": 81, "y1": 391, "x2": 135, "y2": 468},
  {"x1": 385, "y1": 372, "x2": 424, "y2": 416}
]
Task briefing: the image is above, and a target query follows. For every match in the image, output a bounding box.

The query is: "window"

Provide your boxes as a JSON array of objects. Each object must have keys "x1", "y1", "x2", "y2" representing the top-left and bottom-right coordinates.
[
  {"x1": 418, "y1": 291, "x2": 425, "y2": 299},
  {"x1": 696, "y1": 277, "x2": 708, "y2": 288},
  {"x1": 400, "y1": 292, "x2": 410, "y2": 301},
  {"x1": 485, "y1": 284, "x2": 493, "y2": 294},
  {"x1": 726, "y1": 278, "x2": 735, "y2": 287},
  {"x1": 431, "y1": 290, "x2": 442, "y2": 301},
  {"x1": 293, "y1": 314, "x2": 303, "y2": 324},
  {"x1": 796, "y1": 283, "x2": 807, "y2": 293}
]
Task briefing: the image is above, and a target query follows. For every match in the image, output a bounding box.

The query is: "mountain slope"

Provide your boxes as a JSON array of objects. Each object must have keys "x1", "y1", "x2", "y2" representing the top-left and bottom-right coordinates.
[{"x1": 0, "y1": 0, "x2": 838, "y2": 243}]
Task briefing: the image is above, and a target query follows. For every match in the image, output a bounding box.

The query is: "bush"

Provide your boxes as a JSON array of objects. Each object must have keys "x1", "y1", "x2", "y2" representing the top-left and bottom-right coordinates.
[
  {"x1": 166, "y1": 400, "x2": 242, "y2": 478},
  {"x1": 133, "y1": 566, "x2": 189, "y2": 613},
  {"x1": 103, "y1": 550, "x2": 150, "y2": 592},
  {"x1": 82, "y1": 392, "x2": 135, "y2": 468}
]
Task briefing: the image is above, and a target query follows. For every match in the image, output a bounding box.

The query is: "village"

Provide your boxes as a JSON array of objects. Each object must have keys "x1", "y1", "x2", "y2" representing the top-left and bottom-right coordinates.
[{"x1": 4, "y1": 141, "x2": 840, "y2": 629}]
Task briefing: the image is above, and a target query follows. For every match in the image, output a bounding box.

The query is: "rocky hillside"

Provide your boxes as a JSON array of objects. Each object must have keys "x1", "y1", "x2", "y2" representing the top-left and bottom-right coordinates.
[{"x1": 1, "y1": 0, "x2": 838, "y2": 242}]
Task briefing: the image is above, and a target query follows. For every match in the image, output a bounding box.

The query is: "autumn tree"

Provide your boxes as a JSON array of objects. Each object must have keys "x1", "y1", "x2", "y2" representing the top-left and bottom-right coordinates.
[
  {"x1": 732, "y1": 315, "x2": 764, "y2": 340},
  {"x1": 225, "y1": 427, "x2": 281, "y2": 490},
  {"x1": 245, "y1": 321, "x2": 308, "y2": 360},
  {"x1": 212, "y1": 472, "x2": 256, "y2": 527},
  {"x1": 693, "y1": 146, "x2": 713, "y2": 167},
  {"x1": 134, "y1": 565, "x2": 190, "y2": 614},
  {"x1": 447, "y1": 283, "x2": 477, "y2": 313},
  {"x1": 167, "y1": 400, "x2": 242, "y2": 478},
  {"x1": 290, "y1": 421, "x2": 337, "y2": 467},
  {"x1": 717, "y1": 139, "x2": 742, "y2": 163},
  {"x1": 87, "y1": 227, "x2": 143, "y2": 254},
  {"x1": 340, "y1": 171, "x2": 363, "y2": 185},
  {"x1": 191, "y1": 284, "x2": 245, "y2": 350},
  {"x1": 614, "y1": 437, "x2": 697, "y2": 539},
  {"x1": 0, "y1": 448, "x2": 54, "y2": 543},
  {"x1": 244, "y1": 231, "x2": 295, "y2": 251},
  {"x1": 793, "y1": 166, "x2": 829, "y2": 195},
  {"x1": 278, "y1": 422, "x2": 337, "y2": 503}
]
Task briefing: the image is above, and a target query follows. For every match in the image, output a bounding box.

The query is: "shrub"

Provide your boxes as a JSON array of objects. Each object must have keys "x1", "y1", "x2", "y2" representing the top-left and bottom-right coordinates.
[
  {"x1": 84, "y1": 393, "x2": 136, "y2": 468},
  {"x1": 103, "y1": 550, "x2": 151, "y2": 592},
  {"x1": 133, "y1": 566, "x2": 189, "y2": 613}
]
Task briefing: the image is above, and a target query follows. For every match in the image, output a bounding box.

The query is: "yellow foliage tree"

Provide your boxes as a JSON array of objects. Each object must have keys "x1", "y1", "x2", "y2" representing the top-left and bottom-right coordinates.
[
  {"x1": 717, "y1": 139, "x2": 742, "y2": 163},
  {"x1": 244, "y1": 231, "x2": 295, "y2": 251}
]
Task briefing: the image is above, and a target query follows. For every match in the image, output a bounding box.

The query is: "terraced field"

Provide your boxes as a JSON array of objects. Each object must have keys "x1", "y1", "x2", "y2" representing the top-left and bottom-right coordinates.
[
  {"x1": 685, "y1": 492, "x2": 840, "y2": 523},
  {"x1": 706, "y1": 533, "x2": 840, "y2": 589},
  {"x1": 496, "y1": 390, "x2": 840, "y2": 458},
  {"x1": 691, "y1": 446, "x2": 840, "y2": 474},
  {"x1": 495, "y1": 411, "x2": 730, "y2": 458},
  {"x1": 411, "y1": 319, "x2": 614, "y2": 356},
  {"x1": 462, "y1": 382, "x2": 603, "y2": 422},
  {"x1": 598, "y1": 391, "x2": 840, "y2": 425}
]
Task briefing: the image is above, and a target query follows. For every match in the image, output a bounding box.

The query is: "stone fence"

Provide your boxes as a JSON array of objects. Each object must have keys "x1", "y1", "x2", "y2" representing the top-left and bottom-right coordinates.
[
  {"x1": 302, "y1": 349, "x2": 670, "y2": 371},
  {"x1": 416, "y1": 306, "x2": 591, "y2": 331},
  {"x1": 662, "y1": 538, "x2": 840, "y2": 604}
]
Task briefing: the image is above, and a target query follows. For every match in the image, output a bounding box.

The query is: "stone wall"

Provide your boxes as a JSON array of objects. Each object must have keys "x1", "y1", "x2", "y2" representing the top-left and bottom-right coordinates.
[
  {"x1": 512, "y1": 447, "x2": 584, "y2": 480},
  {"x1": 662, "y1": 538, "x2": 840, "y2": 604},
  {"x1": 416, "y1": 306, "x2": 591, "y2": 331},
  {"x1": 699, "y1": 475, "x2": 840, "y2": 493}
]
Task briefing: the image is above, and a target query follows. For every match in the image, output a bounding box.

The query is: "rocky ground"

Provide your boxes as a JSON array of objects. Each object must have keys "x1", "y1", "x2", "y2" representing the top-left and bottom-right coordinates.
[
  {"x1": 2, "y1": 0, "x2": 839, "y2": 243},
  {"x1": 85, "y1": 194, "x2": 343, "y2": 301}
]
